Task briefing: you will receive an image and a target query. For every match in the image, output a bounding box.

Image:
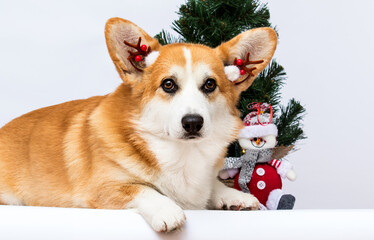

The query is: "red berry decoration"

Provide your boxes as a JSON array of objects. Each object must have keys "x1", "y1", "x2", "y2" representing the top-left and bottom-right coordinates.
[
  {"x1": 236, "y1": 59, "x2": 243, "y2": 66},
  {"x1": 140, "y1": 44, "x2": 147, "y2": 52},
  {"x1": 240, "y1": 69, "x2": 246, "y2": 75},
  {"x1": 134, "y1": 55, "x2": 142, "y2": 62}
]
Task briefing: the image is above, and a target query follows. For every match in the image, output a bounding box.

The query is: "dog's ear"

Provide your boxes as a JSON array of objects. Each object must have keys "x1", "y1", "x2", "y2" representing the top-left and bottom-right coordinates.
[
  {"x1": 215, "y1": 28, "x2": 277, "y2": 92},
  {"x1": 105, "y1": 18, "x2": 161, "y2": 84}
]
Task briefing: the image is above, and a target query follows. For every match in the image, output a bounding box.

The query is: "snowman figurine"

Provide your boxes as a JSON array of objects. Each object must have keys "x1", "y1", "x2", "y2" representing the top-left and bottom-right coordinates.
[{"x1": 220, "y1": 103, "x2": 297, "y2": 210}]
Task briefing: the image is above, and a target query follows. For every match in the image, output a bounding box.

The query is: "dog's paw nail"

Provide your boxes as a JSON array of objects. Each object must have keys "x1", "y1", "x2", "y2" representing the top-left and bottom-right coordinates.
[
  {"x1": 150, "y1": 205, "x2": 186, "y2": 232},
  {"x1": 161, "y1": 221, "x2": 167, "y2": 232},
  {"x1": 251, "y1": 202, "x2": 260, "y2": 210},
  {"x1": 229, "y1": 205, "x2": 241, "y2": 211}
]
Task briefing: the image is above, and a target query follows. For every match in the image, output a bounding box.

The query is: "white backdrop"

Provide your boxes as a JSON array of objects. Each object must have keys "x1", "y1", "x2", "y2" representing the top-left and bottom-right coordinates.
[{"x1": 0, "y1": 0, "x2": 373, "y2": 209}]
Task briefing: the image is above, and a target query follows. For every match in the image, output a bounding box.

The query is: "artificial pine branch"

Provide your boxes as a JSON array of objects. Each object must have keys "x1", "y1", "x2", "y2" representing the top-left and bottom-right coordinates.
[
  {"x1": 154, "y1": 30, "x2": 181, "y2": 45},
  {"x1": 239, "y1": 60, "x2": 286, "y2": 117},
  {"x1": 275, "y1": 99, "x2": 306, "y2": 147},
  {"x1": 156, "y1": 0, "x2": 272, "y2": 47}
]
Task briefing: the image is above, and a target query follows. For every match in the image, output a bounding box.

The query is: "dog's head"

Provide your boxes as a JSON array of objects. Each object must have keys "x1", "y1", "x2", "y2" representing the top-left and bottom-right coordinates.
[{"x1": 105, "y1": 18, "x2": 277, "y2": 143}]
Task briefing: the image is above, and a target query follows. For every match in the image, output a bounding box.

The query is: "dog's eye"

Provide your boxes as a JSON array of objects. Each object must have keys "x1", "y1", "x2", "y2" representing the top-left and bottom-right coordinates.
[
  {"x1": 202, "y1": 78, "x2": 217, "y2": 94},
  {"x1": 161, "y1": 79, "x2": 178, "y2": 94}
]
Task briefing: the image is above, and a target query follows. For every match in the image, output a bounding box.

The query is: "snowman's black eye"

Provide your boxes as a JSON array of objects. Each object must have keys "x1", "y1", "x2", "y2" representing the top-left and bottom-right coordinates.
[{"x1": 253, "y1": 138, "x2": 257, "y2": 141}]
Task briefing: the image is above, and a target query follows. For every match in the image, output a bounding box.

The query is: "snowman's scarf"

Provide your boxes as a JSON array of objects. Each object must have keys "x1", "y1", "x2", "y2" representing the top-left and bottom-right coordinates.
[{"x1": 223, "y1": 149, "x2": 273, "y2": 193}]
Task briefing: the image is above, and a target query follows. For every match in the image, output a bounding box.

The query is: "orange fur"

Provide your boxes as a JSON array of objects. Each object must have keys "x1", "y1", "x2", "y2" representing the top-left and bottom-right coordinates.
[{"x1": 0, "y1": 87, "x2": 159, "y2": 208}]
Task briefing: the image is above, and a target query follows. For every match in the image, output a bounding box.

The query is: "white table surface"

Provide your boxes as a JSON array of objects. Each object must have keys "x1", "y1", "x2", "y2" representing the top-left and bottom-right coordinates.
[{"x1": 0, "y1": 205, "x2": 373, "y2": 240}]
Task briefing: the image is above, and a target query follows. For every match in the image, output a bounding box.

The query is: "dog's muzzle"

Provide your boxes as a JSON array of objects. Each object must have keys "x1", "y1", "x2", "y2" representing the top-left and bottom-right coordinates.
[{"x1": 181, "y1": 114, "x2": 203, "y2": 139}]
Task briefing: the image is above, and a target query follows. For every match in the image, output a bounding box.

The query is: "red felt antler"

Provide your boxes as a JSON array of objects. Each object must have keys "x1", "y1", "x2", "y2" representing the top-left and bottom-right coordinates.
[
  {"x1": 123, "y1": 37, "x2": 151, "y2": 72},
  {"x1": 233, "y1": 52, "x2": 264, "y2": 85}
]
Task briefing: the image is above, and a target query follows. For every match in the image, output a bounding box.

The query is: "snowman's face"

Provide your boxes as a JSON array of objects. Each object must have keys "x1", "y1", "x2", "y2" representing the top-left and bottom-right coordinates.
[{"x1": 238, "y1": 135, "x2": 277, "y2": 150}]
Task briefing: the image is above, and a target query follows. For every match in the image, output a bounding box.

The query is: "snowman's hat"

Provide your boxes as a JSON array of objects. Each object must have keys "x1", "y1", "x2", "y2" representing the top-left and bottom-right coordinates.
[{"x1": 238, "y1": 102, "x2": 278, "y2": 139}]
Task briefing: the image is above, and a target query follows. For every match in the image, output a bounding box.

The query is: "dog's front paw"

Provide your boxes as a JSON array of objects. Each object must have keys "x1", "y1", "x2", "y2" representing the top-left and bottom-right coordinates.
[
  {"x1": 148, "y1": 202, "x2": 186, "y2": 232},
  {"x1": 214, "y1": 188, "x2": 260, "y2": 211}
]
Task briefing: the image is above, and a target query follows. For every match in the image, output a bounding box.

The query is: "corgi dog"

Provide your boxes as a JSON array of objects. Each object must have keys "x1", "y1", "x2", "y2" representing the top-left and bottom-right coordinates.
[{"x1": 0, "y1": 18, "x2": 277, "y2": 232}]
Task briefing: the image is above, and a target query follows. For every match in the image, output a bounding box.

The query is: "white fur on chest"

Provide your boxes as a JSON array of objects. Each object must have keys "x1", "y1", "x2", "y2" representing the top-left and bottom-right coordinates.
[{"x1": 142, "y1": 134, "x2": 225, "y2": 209}]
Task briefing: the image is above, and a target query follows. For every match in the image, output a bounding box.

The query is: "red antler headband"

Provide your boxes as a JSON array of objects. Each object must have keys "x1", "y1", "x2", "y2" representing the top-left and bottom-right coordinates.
[
  {"x1": 124, "y1": 38, "x2": 264, "y2": 82},
  {"x1": 229, "y1": 52, "x2": 264, "y2": 85},
  {"x1": 123, "y1": 37, "x2": 151, "y2": 72}
]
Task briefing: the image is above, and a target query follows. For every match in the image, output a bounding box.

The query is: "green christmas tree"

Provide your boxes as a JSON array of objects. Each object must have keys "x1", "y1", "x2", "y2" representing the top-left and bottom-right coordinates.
[{"x1": 155, "y1": 0, "x2": 306, "y2": 157}]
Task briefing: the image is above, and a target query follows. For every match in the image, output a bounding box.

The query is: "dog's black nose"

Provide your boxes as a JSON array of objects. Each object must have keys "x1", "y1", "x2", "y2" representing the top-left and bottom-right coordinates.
[{"x1": 182, "y1": 114, "x2": 204, "y2": 134}]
